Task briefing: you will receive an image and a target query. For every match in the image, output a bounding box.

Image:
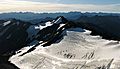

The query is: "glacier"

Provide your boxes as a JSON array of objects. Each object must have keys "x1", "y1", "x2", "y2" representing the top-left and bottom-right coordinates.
[{"x1": 10, "y1": 28, "x2": 120, "y2": 69}]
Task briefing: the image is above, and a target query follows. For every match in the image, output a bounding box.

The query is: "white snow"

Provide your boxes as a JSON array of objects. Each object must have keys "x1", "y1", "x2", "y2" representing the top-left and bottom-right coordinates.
[
  {"x1": 54, "y1": 17, "x2": 62, "y2": 24},
  {"x1": 3, "y1": 21, "x2": 11, "y2": 26},
  {"x1": 35, "y1": 22, "x2": 53, "y2": 30},
  {"x1": 57, "y1": 24, "x2": 65, "y2": 30},
  {"x1": 10, "y1": 28, "x2": 120, "y2": 69}
]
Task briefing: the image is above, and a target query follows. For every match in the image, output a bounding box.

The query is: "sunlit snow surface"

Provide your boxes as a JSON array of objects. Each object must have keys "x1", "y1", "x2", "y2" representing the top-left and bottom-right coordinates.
[
  {"x1": 10, "y1": 28, "x2": 120, "y2": 69},
  {"x1": 35, "y1": 22, "x2": 53, "y2": 30}
]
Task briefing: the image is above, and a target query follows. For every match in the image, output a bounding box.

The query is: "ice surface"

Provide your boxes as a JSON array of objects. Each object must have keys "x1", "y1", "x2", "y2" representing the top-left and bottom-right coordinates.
[{"x1": 10, "y1": 28, "x2": 120, "y2": 69}]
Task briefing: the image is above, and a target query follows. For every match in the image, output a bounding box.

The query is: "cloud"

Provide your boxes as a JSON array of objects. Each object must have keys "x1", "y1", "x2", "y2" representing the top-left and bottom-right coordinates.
[
  {"x1": 16, "y1": 0, "x2": 120, "y2": 5},
  {"x1": 0, "y1": 0, "x2": 119, "y2": 13}
]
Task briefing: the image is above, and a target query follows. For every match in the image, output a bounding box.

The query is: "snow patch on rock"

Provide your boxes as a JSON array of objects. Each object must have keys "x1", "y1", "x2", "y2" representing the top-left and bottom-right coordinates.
[{"x1": 3, "y1": 21, "x2": 11, "y2": 26}]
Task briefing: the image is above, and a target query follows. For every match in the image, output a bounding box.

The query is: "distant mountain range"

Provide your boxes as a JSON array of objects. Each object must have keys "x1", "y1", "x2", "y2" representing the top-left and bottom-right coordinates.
[
  {"x1": 0, "y1": 12, "x2": 119, "y2": 23},
  {"x1": 0, "y1": 12, "x2": 81, "y2": 21}
]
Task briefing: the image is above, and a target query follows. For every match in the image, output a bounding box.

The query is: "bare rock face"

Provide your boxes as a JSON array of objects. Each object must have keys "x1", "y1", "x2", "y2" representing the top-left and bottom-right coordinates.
[
  {"x1": 0, "y1": 16, "x2": 70, "y2": 68},
  {"x1": 75, "y1": 16, "x2": 120, "y2": 40},
  {"x1": 0, "y1": 19, "x2": 30, "y2": 55},
  {"x1": 0, "y1": 16, "x2": 69, "y2": 56},
  {"x1": 0, "y1": 19, "x2": 30, "y2": 69}
]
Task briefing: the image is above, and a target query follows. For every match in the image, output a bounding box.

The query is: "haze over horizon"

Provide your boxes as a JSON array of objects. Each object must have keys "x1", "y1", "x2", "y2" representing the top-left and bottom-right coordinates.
[{"x1": 0, "y1": 0, "x2": 120, "y2": 13}]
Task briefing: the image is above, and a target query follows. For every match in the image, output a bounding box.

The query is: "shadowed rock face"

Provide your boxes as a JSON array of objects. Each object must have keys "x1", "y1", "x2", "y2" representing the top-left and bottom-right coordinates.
[
  {"x1": 75, "y1": 15, "x2": 120, "y2": 41},
  {"x1": 0, "y1": 19, "x2": 30, "y2": 55},
  {"x1": 0, "y1": 16, "x2": 70, "y2": 68},
  {"x1": 33, "y1": 16, "x2": 69, "y2": 46},
  {"x1": 0, "y1": 16, "x2": 69, "y2": 55},
  {"x1": 20, "y1": 16, "x2": 71, "y2": 56},
  {"x1": 0, "y1": 55, "x2": 19, "y2": 69},
  {"x1": 0, "y1": 19, "x2": 30, "y2": 69}
]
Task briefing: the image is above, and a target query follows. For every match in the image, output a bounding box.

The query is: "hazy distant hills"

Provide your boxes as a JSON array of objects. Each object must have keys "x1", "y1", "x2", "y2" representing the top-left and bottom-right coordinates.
[
  {"x1": 0, "y1": 12, "x2": 81, "y2": 21},
  {"x1": 0, "y1": 12, "x2": 119, "y2": 22}
]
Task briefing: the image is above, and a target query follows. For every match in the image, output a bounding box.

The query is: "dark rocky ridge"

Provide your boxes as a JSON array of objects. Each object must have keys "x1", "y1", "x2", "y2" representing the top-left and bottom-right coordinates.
[
  {"x1": 0, "y1": 19, "x2": 30, "y2": 55},
  {"x1": 20, "y1": 16, "x2": 71, "y2": 56},
  {"x1": 0, "y1": 16, "x2": 72, "y2": 68},
  {"x1": 0, "y1": 19, "x2": 32, "y2": 69},
  {"x1": 74, "y1": 15, "x2": 120, "y2": 41}
]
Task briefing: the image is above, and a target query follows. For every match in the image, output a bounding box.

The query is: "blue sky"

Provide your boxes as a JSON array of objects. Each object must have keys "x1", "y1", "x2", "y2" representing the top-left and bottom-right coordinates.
[{"x1": 0, "y1": 0, "x2": 119, "y2": 13}]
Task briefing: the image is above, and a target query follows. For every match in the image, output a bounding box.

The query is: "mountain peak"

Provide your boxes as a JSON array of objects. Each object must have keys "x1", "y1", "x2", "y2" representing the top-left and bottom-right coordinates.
[{"x1": 53, "y1": 16, "x2": 68, "y2": 24}]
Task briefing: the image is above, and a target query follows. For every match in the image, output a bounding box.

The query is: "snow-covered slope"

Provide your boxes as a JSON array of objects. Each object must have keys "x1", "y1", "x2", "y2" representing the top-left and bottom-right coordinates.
[{"x1": 10, "y1": 28, "x2": 120, "y2": 69}]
